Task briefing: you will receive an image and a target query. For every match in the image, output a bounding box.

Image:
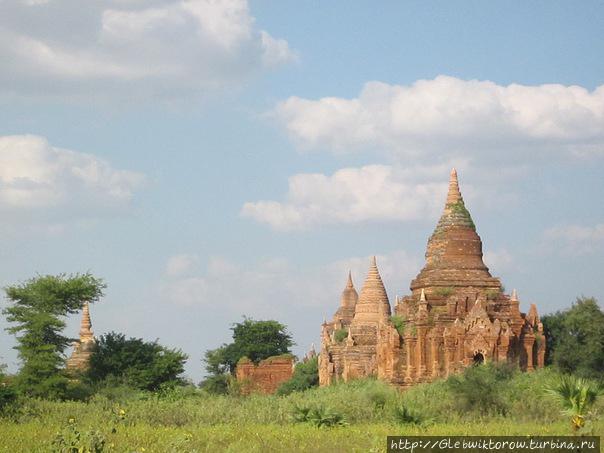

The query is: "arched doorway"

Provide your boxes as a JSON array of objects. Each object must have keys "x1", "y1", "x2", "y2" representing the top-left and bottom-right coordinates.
[{"x1": 473, "y1": 352, "x2": 485, "y2": 365}]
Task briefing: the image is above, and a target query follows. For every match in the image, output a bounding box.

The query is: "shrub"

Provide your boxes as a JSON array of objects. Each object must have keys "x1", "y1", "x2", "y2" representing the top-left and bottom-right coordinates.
[
  {"x1": 291, "y1": 403, "x2": 347, "y2": 427},
  {"x1": 446, "y1": 362, "x2": 515, "y2": 416},
  {"x1": 545, "y1": 375, "x2": 603, "y2": 432},
  {"x1": 0, "y1": 365, "x2": 17, "y2": 416},
  {"x1": 277, "y1": 357, "x2": 319, "y2": 396},
  {"x1": 435, "y1": 287, "x2": 454, "y2": 297},
  {"x1": 334, "y1": 328, "x2": 348, "y2": 343},
  {"x1": 51, "y1": 418, "x2": 106, "y2": 453},
  {"x1": 393, "y1": 406, "x2": 426, "y2": 425},
  {"x1": 390, "y1": 316, "x2": 405, "y2": 336},
  {"x1": 200, "y1": 374, "x2": 231, "y2": 395}
]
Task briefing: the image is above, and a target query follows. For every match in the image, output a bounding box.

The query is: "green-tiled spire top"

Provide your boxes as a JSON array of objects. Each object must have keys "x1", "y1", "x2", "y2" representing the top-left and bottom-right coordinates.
[
  {"x1": 409, "y1": 169, "x2": 501, "y2": 294},
  {"x1": 432, "y1": 168, "x2": 475, "y2": 234}
]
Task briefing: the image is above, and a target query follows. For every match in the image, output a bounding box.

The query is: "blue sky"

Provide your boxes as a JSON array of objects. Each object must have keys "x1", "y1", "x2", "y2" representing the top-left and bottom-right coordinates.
[{"x1": 0, "y1": 0, "x2": 603, "y2": 382}]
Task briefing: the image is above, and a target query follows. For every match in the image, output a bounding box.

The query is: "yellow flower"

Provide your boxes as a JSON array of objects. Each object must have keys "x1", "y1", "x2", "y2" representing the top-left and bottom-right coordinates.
[{"x1": 68, "y1": 418, "x2": 75, "y2": 424}]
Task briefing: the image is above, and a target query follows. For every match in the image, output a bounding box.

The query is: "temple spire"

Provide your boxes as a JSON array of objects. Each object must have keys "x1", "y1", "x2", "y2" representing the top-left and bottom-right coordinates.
[
  {"x1": 352, "y1": 256, "x2": 391, "y2": 325},
  {"x1": 511, "y1": 289, "x2": 518, "y2": 302},
  {"x1": 446, "y1": 168, "x2": 463, "y2": 205},
  {"x1": 346, "y1": 270, "x2": 354, "y2": 288},
  {"x1": 79, "y1": 302, "x2": 94, "y2": 343}
]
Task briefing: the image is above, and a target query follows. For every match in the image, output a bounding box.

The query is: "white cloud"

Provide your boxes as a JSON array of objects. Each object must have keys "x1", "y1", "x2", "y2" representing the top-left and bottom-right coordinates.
[
  {"x1": 274, "y1": 76, "x2": 604, "y2": 159},
  {"x1": 159, "y1": 250, "x2": 420, "y2": 316},
  {"x1": 241, "y1": 164, "x2": 455, "y2": 231},
  {"x1": 483, "y1": 248, "x2": 514, "y2": 273},
  {"x1": 543, "y1": 223, "x2": 604, "y2": 255},
  {"x1": 165, "y1": 253, "x2": 200, "y2": 277},
  {"x1": 0, "y1": 0, "x2": 295, "y2": 100},
  {"x1": 0, "y1": 134, "x2": 145, "y2": 222}
]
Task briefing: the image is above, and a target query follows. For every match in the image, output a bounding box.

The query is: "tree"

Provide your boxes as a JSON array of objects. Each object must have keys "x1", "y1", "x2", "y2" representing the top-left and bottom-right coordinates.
[
  {"x1": 276, "y1": 357, "x2": 318, "y2": 395},
  {"x1": 3, "y1": 273, "x2": 105, "y2": 398},
  {"x1": 201, "y1": 318, "x2": 294, "y2": 393},
  {"x1": 87, "y1": 332, "x2": 188, "y2": 391},
  {"x1": 542, "y1": 297, "x2": 604, "y2": 379}
]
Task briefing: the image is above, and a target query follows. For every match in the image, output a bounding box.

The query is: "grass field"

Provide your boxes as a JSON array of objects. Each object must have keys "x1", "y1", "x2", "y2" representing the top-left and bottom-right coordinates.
[{"x1": 0, "y1": 368, "x2": 602, "y2": 452}]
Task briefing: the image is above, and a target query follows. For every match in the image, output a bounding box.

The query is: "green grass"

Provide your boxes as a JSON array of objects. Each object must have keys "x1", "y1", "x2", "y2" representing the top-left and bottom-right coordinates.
[{"x1": 0, "y1": 369, "x2": 602, "y2": 452}]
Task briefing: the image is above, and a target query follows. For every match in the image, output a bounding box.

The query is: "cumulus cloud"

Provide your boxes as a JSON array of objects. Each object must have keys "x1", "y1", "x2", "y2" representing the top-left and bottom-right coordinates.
[
  {"x1": 274, "y1": 76, "x2": 604, "y2": 159},
  {"x1": 165, "y1": 253, "x2": 200, "y2": 277},
  {"x1": 483, "y1": 248, "x2": 514, "y2": 273},
  {"x1": 0, "y1": 134, "x2": 145, "y2": 225},
  {"x1": 240, "y1": 164, "x2": 457, "y2": 231},
  {"x1": 0, "y1": 0, "x2": 295, "y2": 100},
  {"x1": 159, "y1": 250, "x2": 420, "y2": 316},
  {"x1": 543, "y1": 223, "x2": 604, "y2": 255}
]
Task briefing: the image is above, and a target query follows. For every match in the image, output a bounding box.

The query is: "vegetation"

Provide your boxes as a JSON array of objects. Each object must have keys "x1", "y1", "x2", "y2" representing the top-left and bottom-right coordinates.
[
  {"x1": 201, "y1": 318, "x2": 294, "y2": 393},
  {"x1": 0, "y1": 369, "x2": 602, "y2": 451},
  {"x1": 334, "y1": 328, "x2": 348, "y2": 343},
  {"x1": 448, "y1": 200, "x2": 476, "y2": 229},
  {"x1": 291, "y1": 404, "x2": 347, "y2": 427},
  {"x1": 2, "y1": 273, "x2": 105, "y2": 399},
  {"x1": 486, "y1": 289, "x2": 500, "y2": 300},
  {"x1": 0, "y1": 364, "x2": 17, "y2": 415},
  {"x1": 542, "y1": 296, "x2": 604, "y2": 379},
  {"x1": 545, "y1": 375, "x2": 603, "y2": 432},
  {"x1": 435, "y1": 287, "x2": 454, "y2": 297},
  {"x1": 389, "y1": 315, "x2": 405, "y2": 336},
  {"x1": 87, "y1": 332, "x2": 188, "y2": 391},
  {"x1": 446, "y1": 362, "x2": 514, "y2": 416},
  {"x1": 277, "y1": 357, "x2": 319, "y2": 395}
]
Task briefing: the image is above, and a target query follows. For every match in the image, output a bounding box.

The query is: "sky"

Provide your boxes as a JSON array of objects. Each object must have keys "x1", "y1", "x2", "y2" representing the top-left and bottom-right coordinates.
[{"x1": 0, "y1": 0, "x2": 603, "y2": 383}]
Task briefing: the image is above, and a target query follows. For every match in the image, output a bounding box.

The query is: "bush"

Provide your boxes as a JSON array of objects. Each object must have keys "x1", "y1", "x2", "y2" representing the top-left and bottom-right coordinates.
[
  {"x1": 0, "y1": 381, "x2": 17, "y2": 416},
  {"x1": 334, "y1": 328, "x2": 348, "y2": 343},
  {"x1": 291, "y1": 403, "x2": 347, "y2": 427},
  {"x1": 390, "y1": 316, "x2": 405, "y2": 336},
  {"x1": 277, "y1": 357, "x2": 319, "y2": 396},
  {"x1": 393, "y1": 405, "x2": 427, "y2": 425},
  {"x1": 446, "y1": 362, "x2": 515, "y2": 416}
]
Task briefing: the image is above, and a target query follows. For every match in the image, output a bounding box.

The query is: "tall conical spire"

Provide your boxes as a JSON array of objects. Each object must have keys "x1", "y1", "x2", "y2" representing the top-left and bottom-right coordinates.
[
  {"x1": 352, "y1": 256, "x2": 391, "y2": 325},
  {"x1": 79, "y1": 302, "x2": 94, "y2": 343},
  {"x1": 511, "y1": 289, "x2": 518, "y2": 302},
  {"x1": 446, "y1": 168, "x2": 463, "y2": 205},
  {"x1": 410, "y1": 169, "x2": 501, "y2": 297},
  {"x1": 333, "y1": 270, "x2": 358, "y2": 324}
]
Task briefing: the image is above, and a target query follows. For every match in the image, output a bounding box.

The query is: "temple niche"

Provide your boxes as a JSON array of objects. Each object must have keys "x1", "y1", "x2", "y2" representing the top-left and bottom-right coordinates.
[
  {"x1": 319, "y1": 169, "x2": 546, "y2": 389},
  {"x1": 66, "y1": 302, "x2": 96, "y2": 373}
]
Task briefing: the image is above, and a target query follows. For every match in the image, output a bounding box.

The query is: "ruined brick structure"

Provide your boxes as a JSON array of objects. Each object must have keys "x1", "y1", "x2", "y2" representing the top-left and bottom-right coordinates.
[
  {"x1": 319, "y1": 169, "x2": 546, "y2": 388},
  {"x1": 66, "y1": 302, "x2": 96, "y2": 373},
  {"x1": 236, "y1": 355, "x2": 295, "y2": 394}
]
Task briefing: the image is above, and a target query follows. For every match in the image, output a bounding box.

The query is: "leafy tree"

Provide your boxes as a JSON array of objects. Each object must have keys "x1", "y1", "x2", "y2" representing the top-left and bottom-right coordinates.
[
  {"x1": 3, "y1": 273, "x2": 105, "y2": 398},
  {"x1": 201, "y1": 318, "x2": 294, "y2": 393},
  {"x1": 545, "y1": 375, "x2": 602, "y2": 432},
  {"x1": 277, "y1": 357, "x2": 319, "y2": 395},
  {"x1": 87, "y1": 332, "x2": 188, "y2": 391},
  {"x1": 542, "y1": 297, "x2": 604, "y2": 379}
]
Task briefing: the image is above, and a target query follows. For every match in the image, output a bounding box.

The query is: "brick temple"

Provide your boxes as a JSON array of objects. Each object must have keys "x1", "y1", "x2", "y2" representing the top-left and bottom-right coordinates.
[
  {"x1": 66, "y1": 302, "x2": 96, "y2": 373},
  {"x1": 319, "y1": 169, "x2": 546, "y2": 388}
]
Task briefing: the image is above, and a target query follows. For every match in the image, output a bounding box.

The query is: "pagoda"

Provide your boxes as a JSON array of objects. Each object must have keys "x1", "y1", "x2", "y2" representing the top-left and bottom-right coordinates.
[
  {"x1": 319, "y1": 169, "x2": 546, "y2": 388},
  {"x1": 66, "y1": 302, "x2": 96, "y2": 373}
]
